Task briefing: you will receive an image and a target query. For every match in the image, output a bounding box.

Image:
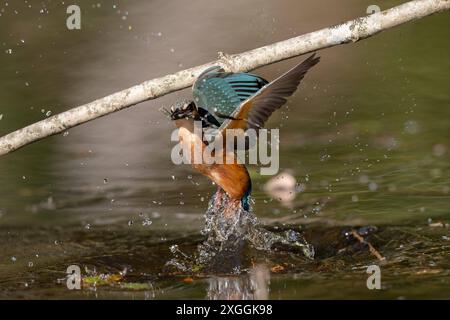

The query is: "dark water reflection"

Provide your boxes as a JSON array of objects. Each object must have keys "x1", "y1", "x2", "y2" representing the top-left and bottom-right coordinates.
[{"x1": 0, "y1": 0, "x2": 449, "y2": 299}]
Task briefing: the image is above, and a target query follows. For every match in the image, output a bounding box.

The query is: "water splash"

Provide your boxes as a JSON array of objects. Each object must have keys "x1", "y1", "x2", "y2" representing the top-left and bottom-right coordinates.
[{"x1": 167, "y1": 188, "x2": 314, "y2": 273}]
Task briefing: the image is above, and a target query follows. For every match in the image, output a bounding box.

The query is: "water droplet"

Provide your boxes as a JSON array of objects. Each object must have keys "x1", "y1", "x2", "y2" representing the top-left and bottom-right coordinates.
[
  {"x1": 404, "y1": 120, "x2": 420, "y2": 134},
  {"x1": 169, "y1": 245, "x2": 179, "y2": 254},
  {"x1": 430, "y1": 168, "x2": 442, "y2": 178},
  {"x1": 432, "y1": 144, "x2": 446, "y2": 157},
  {"x1": 28, "y1": 261, "x2": 34, "y2": 267},
  {"x1": 368, "y1": 182, "x2": 378, "y2": 191},
  {"x1": 45, "y1": 110, "x2": 52, "y2": 117},
  {"x1": 151, "y1": 212, "x2": 161, "y2": 218},
  {"x1": 142, "y1": 218, "x2": 152, "y2": 226},
  {"x1": 359, "y1": 175, "x2": 369, "y2": 184},
  {"x1": 103, "y1": 178, "x2": 108, "y2": 184},
  {"x1": 127, "y1": 220, "x2": 133, "y2": 226}
]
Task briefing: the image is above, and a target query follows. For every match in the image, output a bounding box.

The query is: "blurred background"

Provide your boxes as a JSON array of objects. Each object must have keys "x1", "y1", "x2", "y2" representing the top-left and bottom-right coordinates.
[{"x1": 0, "y1": 0, "x2": 449, "y2": 299}]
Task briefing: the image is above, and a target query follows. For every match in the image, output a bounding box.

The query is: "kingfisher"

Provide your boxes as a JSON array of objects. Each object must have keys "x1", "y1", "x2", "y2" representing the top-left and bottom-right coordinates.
[{"x1": 168, "y1": 54, "x2": 320, "y2": 219}]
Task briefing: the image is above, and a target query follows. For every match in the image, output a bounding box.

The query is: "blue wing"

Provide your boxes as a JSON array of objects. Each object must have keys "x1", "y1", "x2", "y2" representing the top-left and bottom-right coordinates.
[
  {"x1": 193, "y1": 67, "x2": 268, "y2": 125},
  {"x1": 220, "y1": 54, "x2": 320, "y2": 132}
]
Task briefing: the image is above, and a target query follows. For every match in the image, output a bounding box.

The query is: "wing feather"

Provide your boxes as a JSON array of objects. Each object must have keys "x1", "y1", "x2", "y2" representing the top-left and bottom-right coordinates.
[{"x1": 220, "y1": 53, "x2": 320, "y2": 132}]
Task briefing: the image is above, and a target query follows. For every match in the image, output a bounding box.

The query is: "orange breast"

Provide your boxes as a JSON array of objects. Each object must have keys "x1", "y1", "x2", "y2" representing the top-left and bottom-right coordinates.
[{"x1": 177, "y1": 127, "x2": 250, "y2": 200}]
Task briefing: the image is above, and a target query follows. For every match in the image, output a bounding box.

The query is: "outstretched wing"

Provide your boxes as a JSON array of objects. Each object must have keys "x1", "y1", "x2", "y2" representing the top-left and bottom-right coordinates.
[
  {"x1": 193, "y1": 67, "x2": 268, "y2": 126},
  {"x1": 219, "y1": 53, "x2": 320, "y2": 132}
]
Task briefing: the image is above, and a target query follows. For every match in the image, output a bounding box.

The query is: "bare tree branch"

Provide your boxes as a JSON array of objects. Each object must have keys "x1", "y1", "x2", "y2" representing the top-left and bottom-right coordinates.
[{"x1": 1, "y1": 0, "x2": 449, "y2": 156}]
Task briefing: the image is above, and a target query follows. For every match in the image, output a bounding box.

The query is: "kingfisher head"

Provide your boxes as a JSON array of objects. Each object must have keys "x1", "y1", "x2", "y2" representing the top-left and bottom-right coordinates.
[{"x1": 169, "y1": 99, "x2": 197, "y2": 121}]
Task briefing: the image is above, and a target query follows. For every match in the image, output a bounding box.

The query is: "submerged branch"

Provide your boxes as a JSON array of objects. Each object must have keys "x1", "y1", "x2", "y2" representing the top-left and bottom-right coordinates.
[{"x1": 351, "y1": 230, "x2": 385, "y2": 261}]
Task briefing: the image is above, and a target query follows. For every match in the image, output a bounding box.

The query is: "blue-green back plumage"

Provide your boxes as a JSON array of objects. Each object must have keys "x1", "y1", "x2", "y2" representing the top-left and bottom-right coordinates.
[{"x1": 193, "y1": 67, "x2": 268, "y2": 125}]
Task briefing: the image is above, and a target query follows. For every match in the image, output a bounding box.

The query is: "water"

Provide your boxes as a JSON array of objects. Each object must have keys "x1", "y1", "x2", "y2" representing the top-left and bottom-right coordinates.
[
  {"x1": 166, "y1": 188, "x2": 314, "y2": 274},
  {"x1": 0, "y1": 0, "x2": 449, "y2": 299}
]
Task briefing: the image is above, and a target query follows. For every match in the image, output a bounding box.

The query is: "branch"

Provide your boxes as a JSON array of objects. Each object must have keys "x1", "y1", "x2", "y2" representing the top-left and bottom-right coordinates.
[
  {"x1": 1, "y1": 0, "x2": 449, "y2": 156},
  {"x1": 351, "y1": 230, "x2": 386, "y2": 261}
]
